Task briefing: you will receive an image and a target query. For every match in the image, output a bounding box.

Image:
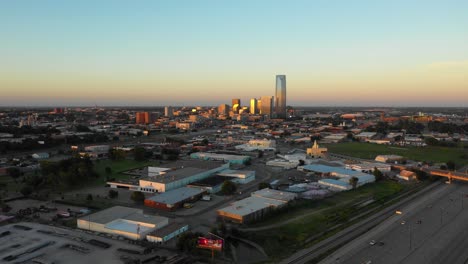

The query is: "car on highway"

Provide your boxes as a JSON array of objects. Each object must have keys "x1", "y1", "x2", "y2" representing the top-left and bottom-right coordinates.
[
  {"x1": 401, "y1": 220, "x2": 406, "y2": 225},
  {"x1": 369, "y1": 240, "x2": 376, "y2": 245}
]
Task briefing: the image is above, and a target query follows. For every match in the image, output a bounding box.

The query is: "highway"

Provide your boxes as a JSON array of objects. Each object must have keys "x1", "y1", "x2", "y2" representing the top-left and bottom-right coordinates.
[
  {"x1": 280, "y1": 181, "x2": 441, "y2": 264},
  {"x1": 320, "y1": 181, "x2": 468, "y2": 264}
]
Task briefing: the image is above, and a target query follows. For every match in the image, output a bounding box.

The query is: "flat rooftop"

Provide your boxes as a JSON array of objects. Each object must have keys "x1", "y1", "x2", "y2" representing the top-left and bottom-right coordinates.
[
  {"x1": 105, "y1": 219, "x2": 154, "y2": 234},
  {"x1": 251, "y1": 188, "x2": 297, "y2": 202},
  {"x1": 147, "y1": 222, "x2": 188, "y2": 238},
  {"x1": 78, "y1": 206, "x2": 168, "y2": 227},
  {"x1": 188, "y1": 175, "x2": 227, "y2": 187},
  {"x1": 146, "y1": 187, "x2": 205, "y2": 205},
  {"x1": 191, "y1": 152, "x2": 250, "y2": 160},
  {"x1": 79, "y1": 206, "x2": 141, "y2": 224},
  {"x1": 142, "y1": 167, "x2": 208, "y2": 183},
  {"x1": 218, "y1": 196, "x2": 286, "y2": 217}
]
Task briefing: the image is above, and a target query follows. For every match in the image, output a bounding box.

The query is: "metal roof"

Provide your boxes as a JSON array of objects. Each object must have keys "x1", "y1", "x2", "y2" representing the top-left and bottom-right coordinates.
[{"x1": 146, "y1": 187, "x2": 205, "y2": 205}]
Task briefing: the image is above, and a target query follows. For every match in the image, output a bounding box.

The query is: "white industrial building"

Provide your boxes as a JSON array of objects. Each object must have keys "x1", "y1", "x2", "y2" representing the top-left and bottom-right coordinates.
[
  {"x1": 235, "y1": 139, "x2": 276, "y2": 151},
  {"x1": 217, "y1": 170, "x2": 256, "y2": 184},
  {"x1": 266, "y1": 159, "x2": 299, "y2": 169},
  {"x1": 302, "y1": 164, "x2": 376, "y2": 191},
  {"x1": 375, "y1": 155, "x2": 405, "y2": 163},
  {"x1": 77, "y1": 206, "x2": 169, "y2": 240},
  {"x1": 217, "y1": 189, "x2": 297, "y2": 223},
  {"x1": 345, "y1": 162, "x2": 392, "y2": 173},
  {"x1": 190, "y1": 152, "x2": 251, "y2": 165},
  {"x1": 108, "y1": 163, "x2": 229, "y2": 193}
]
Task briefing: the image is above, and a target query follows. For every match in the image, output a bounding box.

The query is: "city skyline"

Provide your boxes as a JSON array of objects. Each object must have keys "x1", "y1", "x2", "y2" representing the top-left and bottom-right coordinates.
[{"x1": 1, "y1": 1, "x2": 468, "y2": 107}]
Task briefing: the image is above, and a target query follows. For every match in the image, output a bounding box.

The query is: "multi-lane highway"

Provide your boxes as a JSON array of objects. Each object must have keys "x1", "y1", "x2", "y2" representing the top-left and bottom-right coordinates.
[{"x1": 320, "y1": 181, "x2": 468, "y2": 264}]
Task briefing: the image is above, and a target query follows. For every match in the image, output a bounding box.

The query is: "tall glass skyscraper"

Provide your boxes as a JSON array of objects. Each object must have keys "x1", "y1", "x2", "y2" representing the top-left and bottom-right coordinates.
[{"x1": 275, "y1": 75, "x2": 286, "y2": 118}]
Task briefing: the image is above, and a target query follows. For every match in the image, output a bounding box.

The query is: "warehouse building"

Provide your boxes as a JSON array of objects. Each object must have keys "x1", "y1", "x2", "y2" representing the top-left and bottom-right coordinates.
[
  {"x1": 146, "y1": 222, "x2": 189, "y2": 243},
  {"x1": 217, "y1": 169, "x2": 256, "y2": 184},
  {"x1": 302, "y1": 164, "x2": 376, "y2": 190},
  {"x1": 139, "y1": 164, "x2": 229, "y2": 193},
  {"x1": 190, "y1": 152, "x2": 251, "y2": 165},
  {"x1": 144, "y1": 187, "x2": 206, "y2": 211},
  {"x1": 187, "y1": 175, "x2": 227, "y2": 193},
  {"x1": 77, "y1": 206, "x2": 168, "y2": 240},
  {"x1": 217, "y1": 189, "x2": 297, "y2": 224}
]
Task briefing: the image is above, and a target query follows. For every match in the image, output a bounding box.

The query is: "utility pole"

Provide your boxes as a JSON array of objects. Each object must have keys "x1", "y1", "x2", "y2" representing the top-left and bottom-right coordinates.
[{"x1": 409, "y1": 223, "x2": 412, "y2": 250}]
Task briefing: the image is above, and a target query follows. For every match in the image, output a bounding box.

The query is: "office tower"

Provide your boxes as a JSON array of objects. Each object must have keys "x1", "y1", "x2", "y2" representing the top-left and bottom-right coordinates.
[
  {"x1": 232, "y1": 98, "x2": 241, "y2": 113},
  {"x1": 260, "y1": 96, "x2": 274, "y2": 117},
  {"x1": 218, "y1": 104, "x2": 229, "y2": 115},
  {"x1": 135, "y1": 112, "x2": 150, "y2": 124},
  {"x1": 275, "y1": 75, "x2": 286, "y2": 118},
  {"x1": 164, "y1": 106, "x2": 173, "y2": 117},
  {"x1": 250, "y1": 98, "x2": 258, "y2": 114}
]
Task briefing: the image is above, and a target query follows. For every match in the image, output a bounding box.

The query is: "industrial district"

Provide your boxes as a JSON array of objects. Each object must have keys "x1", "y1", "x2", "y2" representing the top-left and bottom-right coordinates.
[{"x1": 1, "y1": 76, "x2": 468, "y2": 264}]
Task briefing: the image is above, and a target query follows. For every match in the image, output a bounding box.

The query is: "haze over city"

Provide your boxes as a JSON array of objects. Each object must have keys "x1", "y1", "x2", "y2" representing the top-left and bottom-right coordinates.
[{"x1": 1, "y1": 0, "x2": 468, "y2": 107}]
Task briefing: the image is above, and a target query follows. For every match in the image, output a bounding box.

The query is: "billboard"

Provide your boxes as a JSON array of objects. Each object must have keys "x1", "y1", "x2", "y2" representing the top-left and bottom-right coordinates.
[{"x1": 197, "y1": 237, "x2": 223, "y2": 251}]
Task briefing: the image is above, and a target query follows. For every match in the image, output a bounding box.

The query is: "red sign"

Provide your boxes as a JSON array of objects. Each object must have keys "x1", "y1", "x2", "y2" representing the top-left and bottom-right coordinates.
[{"x1": 197, "y1": 237, "x2": 223, "y2": 251}]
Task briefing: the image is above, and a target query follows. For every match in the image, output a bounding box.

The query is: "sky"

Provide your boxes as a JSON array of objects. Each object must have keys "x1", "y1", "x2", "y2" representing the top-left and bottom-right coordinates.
[{"x1": 1, "y1": 0, "x2": 467, "y2": 107}]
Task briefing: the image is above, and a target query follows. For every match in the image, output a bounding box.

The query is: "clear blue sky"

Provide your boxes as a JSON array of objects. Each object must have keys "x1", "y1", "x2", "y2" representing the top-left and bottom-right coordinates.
[{"x1": 1, "y1": 0, "x2": 467, "y2": 106}]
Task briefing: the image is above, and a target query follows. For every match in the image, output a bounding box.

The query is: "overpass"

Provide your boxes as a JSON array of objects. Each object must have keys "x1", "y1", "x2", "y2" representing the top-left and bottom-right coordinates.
[
  {"x1": 421, "y1": 168, "x2": 468, "y2": 183},
  {"x1": 392, "y1": 164, "x2": 468, "y2": 183}
]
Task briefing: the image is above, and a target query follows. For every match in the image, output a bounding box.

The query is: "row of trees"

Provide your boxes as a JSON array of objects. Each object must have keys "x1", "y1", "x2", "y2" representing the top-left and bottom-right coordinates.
[{"x1": 40, "y1": 157, "x2": 99, "y2": 190}]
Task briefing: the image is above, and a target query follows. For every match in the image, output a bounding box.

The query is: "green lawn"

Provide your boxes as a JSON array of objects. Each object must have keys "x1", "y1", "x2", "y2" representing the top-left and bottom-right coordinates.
[
  {"x1": 326, "y1": 142, "x2": 468, "y2": 166},
  {"x1": 242, "y1": 181, "x2": 410, "y2": 261},
  {"x1": 92, "y1": 159, "x2": 160, "y2": 185}
]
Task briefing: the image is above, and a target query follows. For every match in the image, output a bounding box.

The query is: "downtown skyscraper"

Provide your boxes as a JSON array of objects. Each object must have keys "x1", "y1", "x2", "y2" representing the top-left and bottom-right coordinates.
[{"x1": 275, "y1": 75, "x2": 286, "y2": 118}]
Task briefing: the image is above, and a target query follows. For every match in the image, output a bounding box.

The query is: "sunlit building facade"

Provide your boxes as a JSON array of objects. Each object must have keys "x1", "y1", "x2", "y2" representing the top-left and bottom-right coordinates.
[
  {"x1": 232, "y1": 99, "x2": 241, "y2": 113},
  {"x1": 275, "y1": 75, "x2": 286, "y2": 118},
  {"x1": 260, "y1": 96, "x2": 273, "y2": 117},
  {"x1": 250, "y1": 98, "x2": 258, "y2": 114}
]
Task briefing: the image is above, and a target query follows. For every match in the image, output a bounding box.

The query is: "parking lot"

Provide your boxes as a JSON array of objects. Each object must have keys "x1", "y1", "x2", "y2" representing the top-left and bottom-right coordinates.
[{"x1": 0, "y1": 222, "x2": 176, "y2": 264}]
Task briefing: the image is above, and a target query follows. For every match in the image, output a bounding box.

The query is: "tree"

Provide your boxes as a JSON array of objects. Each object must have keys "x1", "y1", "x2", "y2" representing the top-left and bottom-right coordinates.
[
  {"x1": 413, "y1": 169, "x2": 428, "y2": 181},
  {"x1": 20, "y1": 185, "x2": 33, "y2": 196},
  {"x1": 109, "y1": 149, "x2": 126, "y2": 160},
  {"x1": 349, "y1": 177, "x2": 359, "y2": 189},
  {"x1": 108, "y1": 189, "x2": 118, "y2": 199},
  {"x1": 86, "y1": 194, "x2": 93, "y2": 201},
  {"x1": 105, "y1": 166, "x2": 112, "y2": 175},
  {"x1": 7, "y1": 167, "x2": 21, "y2": 183},
  {"x1": 258, "y1": 182, "x2": 271, "y2": 190},
  {"x1": 425, "y1": 137, "x2": 439, "y2": 146},
  {"x1": 446, "y1": 160, "x2": 456, "y2": 171},
  {"x1": 373, "y1": 168, "x2": 383, "y2": 181},
  {"x1": 258, "y1": 150, "x2": 264, "y2": 158},
  {"x1": 221, "y1": 180, "x2": 237, "y2": 195},
  {"x1": 131, "y1": 191, "x2": 145, "y2": 203},
  {"x1": 134, "y1": 147, "x2": 147, "y2": 161},
  {"x1": 176, "y1": 232, "x2": 204, "y2": 252},
  {"x1": 299, "y1": 159, "x2": 305, "y2": 166}
]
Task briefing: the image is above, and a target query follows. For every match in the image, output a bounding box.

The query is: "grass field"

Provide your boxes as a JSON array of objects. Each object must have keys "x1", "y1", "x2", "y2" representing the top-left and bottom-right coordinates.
[
  {"x1": 242, "y1": 180, "x2": 411, "y2": 261},
  {"x1": 326, "y1": 142, "x2": 468, "y2": 166},
  {"x1": 92, "y1": 159, "x2": 160, "y2": 185}
]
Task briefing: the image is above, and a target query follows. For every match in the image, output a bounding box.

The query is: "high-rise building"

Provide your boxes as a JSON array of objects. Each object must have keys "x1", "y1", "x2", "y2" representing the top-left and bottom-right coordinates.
[
  {"x1": 260, "y1": 96, "x2": 274, "y2": 117},
  {"x1": 218, "y1": 104, "x2": 229, "y2": 115},
  {"x1": 275, "y1": 75, "x2": 286, "y2": 118},
  {"x1": 135, "y1": 112, "x2": 151, "y2": 124},
  {"x1": 232, "y1": 99, "x2": 241, "y2": 113},
  {"x1": 164, "y1": 106, "x2": 173, "y2": 117},
  {"x1": 250, "y1": 98, "x2": 258, "y2": 114}
]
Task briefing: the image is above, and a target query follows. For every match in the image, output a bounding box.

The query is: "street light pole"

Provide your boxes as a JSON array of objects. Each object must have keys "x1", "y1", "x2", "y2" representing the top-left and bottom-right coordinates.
[
  {"x1": 440, "y1": 208, "x2": 442, "y2": 225},
  {"x1": 409, "y1": 223, "x2": 412, "y2": 250}
]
